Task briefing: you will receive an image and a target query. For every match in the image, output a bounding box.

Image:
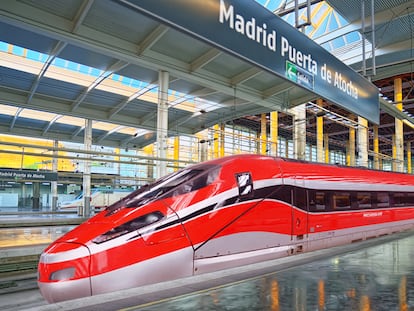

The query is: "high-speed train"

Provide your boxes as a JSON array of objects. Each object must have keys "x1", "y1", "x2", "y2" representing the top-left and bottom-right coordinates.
[
  {"x1": 59, "y1": 189, "x2": 131, "y2": 210},
  {"x1": 38, "y1": 154, "x2": 414, "y2": 302}
]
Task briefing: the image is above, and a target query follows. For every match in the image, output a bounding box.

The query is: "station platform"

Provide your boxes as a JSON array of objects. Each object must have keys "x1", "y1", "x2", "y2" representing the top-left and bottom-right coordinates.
[
  {"x1": 0, "y1": 213, "x2": 84, "y2": 295},
  {"x1": 19, "y1": 231, "x2": 414, "y2": 311},
  {"x1": 0, "y1": 212, "x2": 83, "y2": 249}
]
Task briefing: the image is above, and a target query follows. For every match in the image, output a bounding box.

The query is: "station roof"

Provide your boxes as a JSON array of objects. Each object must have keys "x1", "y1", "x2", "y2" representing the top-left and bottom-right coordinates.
[{"x1": 0, "y1": 0, "x2": 413, "y2": 155}]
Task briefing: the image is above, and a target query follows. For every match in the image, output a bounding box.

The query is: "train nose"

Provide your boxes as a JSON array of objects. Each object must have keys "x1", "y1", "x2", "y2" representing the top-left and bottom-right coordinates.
[{"x1": 37, "y1": 242, "x2": 91, "y2": 303}]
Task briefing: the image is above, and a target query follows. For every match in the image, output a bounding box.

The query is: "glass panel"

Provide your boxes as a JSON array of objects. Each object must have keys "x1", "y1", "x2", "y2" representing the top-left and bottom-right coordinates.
[
  {"x1": 309, "y1": 191, "x2": 325, "y2": 211},
  {"x1": 357, "y1": 192, "x2": 371, "y2": 208},
  {"x1": 105, "y1": 164, "x2": 220, "y2": 214},
  {"x1": 333, "y1": 192, "x2": 351, "y2": 210},
  {"x1": 376, "y1": 193, "x2": 389, "y2": 208},
  {"x1": 393, "y1": 193, "x2": 406, "y2": 207},
  {"x1": 406, "y1": 193, "x2": 414, "y2": 205},
  {"x1": 93, "y1": 211, "x2": 164, "y2": 244}
]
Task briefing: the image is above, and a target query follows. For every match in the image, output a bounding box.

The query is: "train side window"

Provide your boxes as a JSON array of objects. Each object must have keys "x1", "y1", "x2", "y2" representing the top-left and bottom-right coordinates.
[
  {"x1": 93, "y1": 211, "x2": 164, "y2": 244},
  {"x1": 294, "y1": 187, "x2": 307, "y2": 210},
  {"x1": 406, "y1": 193, "x2": 414, "y2": 205},
  {"x1": 392, "y1": 193, "x2": 406, "y2": 207},
  {"x1": 235, "y1": 172, "x2": 253, "y2": 200},
  {"x1": 357, "y1": 192, "x2": 372, "y2": 209},
  {"x1": 309, "y1": 191, "x2": 326, "y2": 212},
  {"x1": 375, "y1": 192, "x2": 389, "y2": 208},
  {"x1": 333, "y1": 192, "x2": 351, "y2": 210}
]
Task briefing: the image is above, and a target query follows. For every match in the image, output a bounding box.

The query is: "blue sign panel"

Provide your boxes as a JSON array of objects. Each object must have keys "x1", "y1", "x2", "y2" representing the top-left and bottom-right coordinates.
[{"x1": 116, "y1": 0, "x2": 379, "y2": 124}]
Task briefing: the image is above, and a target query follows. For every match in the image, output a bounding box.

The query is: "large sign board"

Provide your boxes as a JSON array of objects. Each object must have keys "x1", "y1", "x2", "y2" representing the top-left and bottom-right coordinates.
[
  {"x1": 0, "y1": 169, "x2": 58, "y2": 181},
  {"x1": 117, "y1": 0, "x2": 379, "y2": 124}
]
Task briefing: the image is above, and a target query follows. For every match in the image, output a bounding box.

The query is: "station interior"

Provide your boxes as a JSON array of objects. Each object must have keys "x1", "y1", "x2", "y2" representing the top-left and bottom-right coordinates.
[{"x1": 1, "y1": 0, "x2": 414, "y2": 310}]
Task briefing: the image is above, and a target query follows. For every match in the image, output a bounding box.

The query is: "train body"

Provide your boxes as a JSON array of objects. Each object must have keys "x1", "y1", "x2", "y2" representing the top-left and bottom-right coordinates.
[{"x1": 38, "y1": 154, "x2": 414, "y2": 302}]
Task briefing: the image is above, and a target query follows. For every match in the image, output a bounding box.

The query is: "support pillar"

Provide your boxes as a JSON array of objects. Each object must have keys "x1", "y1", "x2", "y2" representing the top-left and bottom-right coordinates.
[
  {"x1": 392, "y1": 134, "x2": 397, "y2": 170},
  {"x1": 270, "y1": 111, "x2": 278, "y2": 156},
  {"x1": 200, "y1": 142, "x2": 208, "y2": 161},
  {"x1": 373, "y1": 125, "x2": 379, "y2": 169},
  {"x1": 394, "y1": 77, "x2": 404, "y2": 172},
  {"x1": 173, "y1": 136, "x2": 179, "y2": 170},
  {"x1": 32, "y1": 182, "x2": 40, "y2": 210},
  {"x1": 21, "y1": 183, "x2": 26, "y2": 208},
  {"x1": 317, "y1": 114, "x2": 324, "y2": 163},
  {"x1": 213, "y1": 124, "x2": 219, "y2": 159},
  {"x1": 82, "y1": 119, "x2": 92, "y2": 217},
  {"x1": 285, "y1": 139, "x2": 289, "y2": 158},
  {"x1": 293, "y1": 104, "x2": 306, "y2": 160},
  {"x1": 220, "y1": 123, "x2": 225, "y2": 157},
  {"x1": 199, "y1": 132, "x2": 209, "y2": 162},
  {"x1": 316, "y1": 99, "x2": 324, "y2": 163},
  {"x1": 348, "y1": 127, "x2": 356, "y2": 166},
  {"x1": 156, "y1": 70, "x2": 169, "y2": 178},
  {"x1": 407, "y1": 142, "x2": 412, "y2": 174},
  {"x1": 357, "y1": 117, "x2": 368, "y2": 167},
  {"x1": 51, "y1": 140, "x2": 58, "y2": 211},
  {"x1": 324, "y1": 133, "x2": 329, "y2": 164},
  {"x1": 260, "y1": 113, "x2": 267, "y2": 155},
  {"x1": 144, "y1": 145, "x2": 154, "y2": 181}
]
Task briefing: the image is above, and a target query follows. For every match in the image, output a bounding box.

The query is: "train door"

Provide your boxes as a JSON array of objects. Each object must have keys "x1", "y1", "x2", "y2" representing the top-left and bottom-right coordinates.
[{"x1": 292, "y1": 187, "x2": 308, "y2": 252}]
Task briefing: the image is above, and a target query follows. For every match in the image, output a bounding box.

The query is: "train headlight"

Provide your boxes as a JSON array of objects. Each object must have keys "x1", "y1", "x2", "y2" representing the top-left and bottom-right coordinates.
[{"x1": 49, "y1": 267, "x2": 76, "y2": 281}]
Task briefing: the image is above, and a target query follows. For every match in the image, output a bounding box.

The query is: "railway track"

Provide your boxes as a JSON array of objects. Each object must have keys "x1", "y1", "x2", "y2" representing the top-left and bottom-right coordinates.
[{"x1": 0, "y1": 254, "x2": 39, "y2": 294}]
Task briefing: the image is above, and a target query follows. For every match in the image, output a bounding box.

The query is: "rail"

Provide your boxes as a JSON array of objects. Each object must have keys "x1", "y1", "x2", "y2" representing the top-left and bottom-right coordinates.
[{"x1": 0, "y1": 255, "x2": 39, "y2": 294}]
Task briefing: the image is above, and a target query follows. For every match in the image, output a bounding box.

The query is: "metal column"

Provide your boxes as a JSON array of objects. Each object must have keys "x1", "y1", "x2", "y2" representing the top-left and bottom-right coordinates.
[
  {"x1": 324, "y1": 133, "x2": 329, "y2": 164},
  {"x1": 198, "y1": 130, "x2": 209, "y2": 162},
  {"x1": 348, "y1": 127, "x2": 356, "y2": 166},
  {"x1": 373, "y1": 125, "x2": 380, "y2": 169},
  {"x1": 173, "y1": 136, "x2": 179, "y2": 170},
  {"x1": 213, "y1": 124, "x2": 219, "y2": 159},
  {"x1": 260, "y1": 113, "x2": 267, "y2": 155},
  {"x1": 82, "y1": 119, "x2": 92, "y2": 217},
  {"x1": 220, "y1": 123, "x2": 225, "y2": 157},
  {"x1": 357, "y1": 117, "x2": 368, "y2": 167},
  {"x1": 293, "y1": 104, "x2": 306, "y2": 160},
  {"x1": 32, "y1": 182, "x2": 40, "y2": 210},
  {"x1": 156, "y1": 70, "x2": 169, "y2": 178},
  {"x1": 51, "y1": 140, "x2": 58, "y2": 211},
  {"x1": 144, "y1": 145, "x2": 154, "y2": 181},
  {"x1": 317, "y1": 114, "x2": 324, "y2": 163},
  {"x1": 394, "y1": 77, "x2": 404, "y2": 172},
  {"x1": 270, "y1": 111, "x2": 278, "y2": 156}
]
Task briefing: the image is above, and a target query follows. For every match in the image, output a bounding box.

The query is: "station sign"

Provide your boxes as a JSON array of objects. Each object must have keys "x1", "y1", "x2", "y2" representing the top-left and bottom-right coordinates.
[
  {"x1": 116, "y1": 0, "x2": 379, "y2": 124},
  {"x1": 0, "y1": 169, "x2": 58, "y2": 181}
]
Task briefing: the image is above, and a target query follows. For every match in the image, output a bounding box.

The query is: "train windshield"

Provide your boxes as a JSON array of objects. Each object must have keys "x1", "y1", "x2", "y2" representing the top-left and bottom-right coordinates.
[{"x1": 106, "y1": 164, "x2": 220, "y2": 213}]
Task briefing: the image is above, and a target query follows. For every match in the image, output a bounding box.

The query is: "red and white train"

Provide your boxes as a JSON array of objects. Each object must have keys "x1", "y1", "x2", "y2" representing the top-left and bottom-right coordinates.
[{"x1": 38, "y1": 154, "x2": 414, "y2": 302}]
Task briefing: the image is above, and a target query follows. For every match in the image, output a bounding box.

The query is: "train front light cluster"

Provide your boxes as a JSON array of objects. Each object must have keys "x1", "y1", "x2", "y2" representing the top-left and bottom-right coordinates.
[{"x1": 49, "y1": 267, "x2": 76, "y2": 281}]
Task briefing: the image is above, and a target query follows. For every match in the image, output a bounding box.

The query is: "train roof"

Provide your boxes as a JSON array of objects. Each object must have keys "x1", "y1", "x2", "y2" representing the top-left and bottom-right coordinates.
[{"x1": 201, "y1": 154, "x2": 414, "y2": 187}]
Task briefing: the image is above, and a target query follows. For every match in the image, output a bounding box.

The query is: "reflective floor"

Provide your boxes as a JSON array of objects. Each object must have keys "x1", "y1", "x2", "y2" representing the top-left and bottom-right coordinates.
[
  {"x1": 0, "y1": 212, "x2": 81, "y2": 248},
  {"x1": 133, "y1": 234, "x2": 414, "y2": 311},
  {"x1": 0, "y1": 226, "x2": 75, "y2": 248}
]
